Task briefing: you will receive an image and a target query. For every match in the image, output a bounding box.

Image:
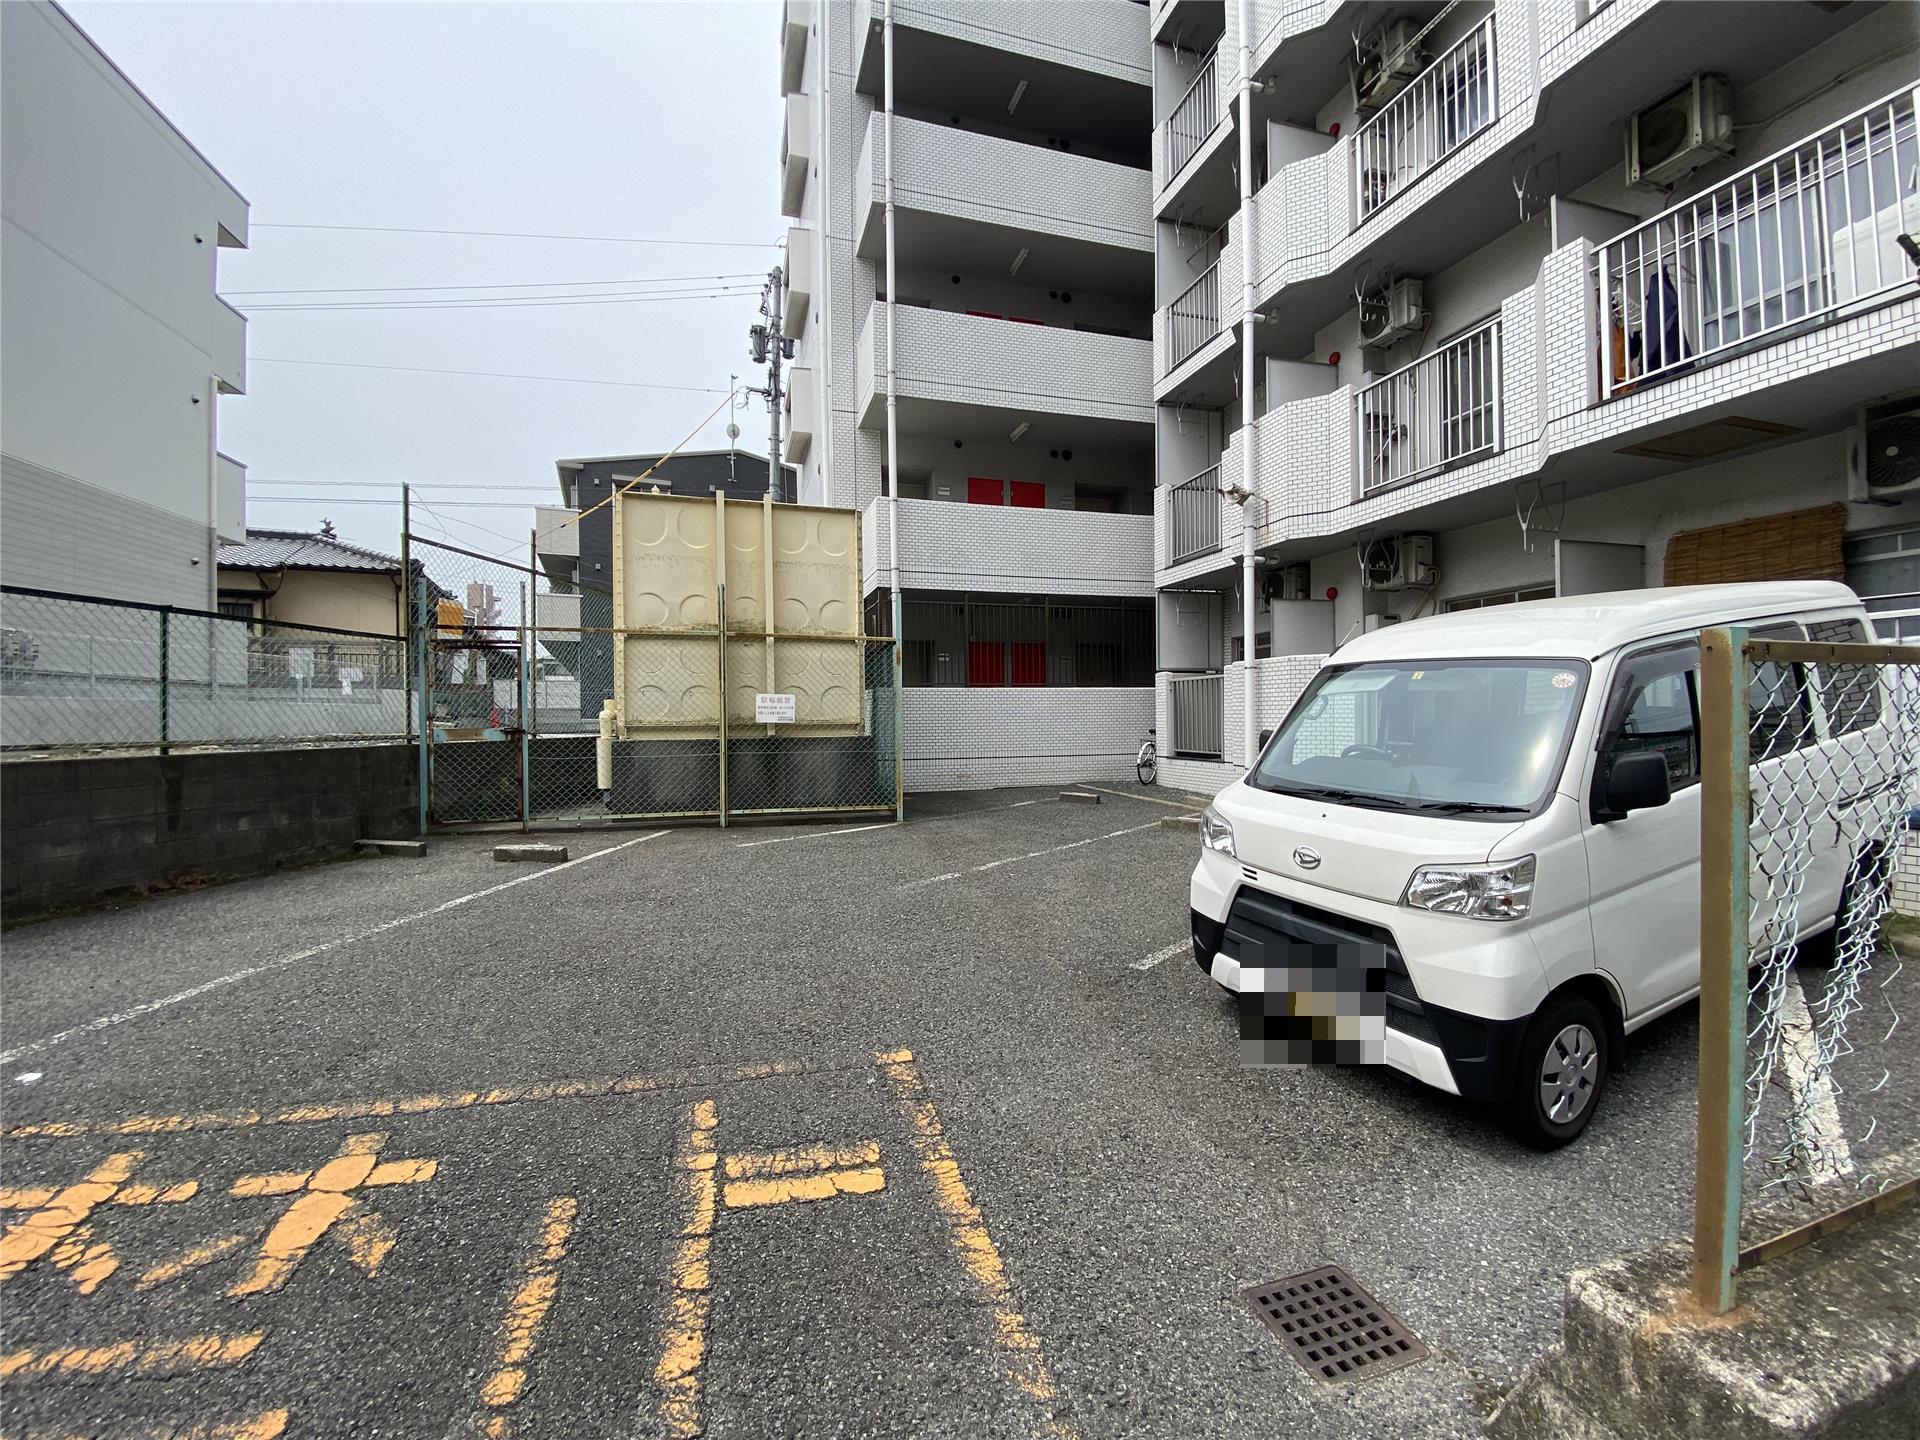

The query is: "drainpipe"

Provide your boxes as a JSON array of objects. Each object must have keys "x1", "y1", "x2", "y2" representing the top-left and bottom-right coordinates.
[
  {"x1": 885, "y1": 0, "x2": 905, "y2": 820},
  {"x1": 1236, "y1": 0, "x2": 1258, "y2": 768},
  {"x1": 816, "y1": 1, "x2": 833, "y2": 501}
]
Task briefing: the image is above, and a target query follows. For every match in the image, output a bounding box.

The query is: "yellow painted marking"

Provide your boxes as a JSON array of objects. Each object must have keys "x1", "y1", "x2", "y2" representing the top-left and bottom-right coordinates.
[
  {"x1": 231, "y1": 1173, "x2": 308, "y2": 1198},
  {"x1": 722, "y1": 1167, "x2": 886, "y2": 1210},
  {"x1": 176, "y1": 1411, "x2": 292, "y2": 1440},
  {"x1": 3, "y1": 1057, "x2": 854, "y2": 1144},
  {"x1": 721, "y1": 1140, "x2": 880, "y2": 1181},
  {"x1": 50, "y1": 1223, "x2": 120, "y2": 1295},
  {"x1": 878, "y1": 1052, "x2": 1080, "y2": 1440},
  {"x1": 0, "y1": 1151, "x2": 148, "y2": 1290},
  {"x1": 227, "y1": 1132, "x2": 436, "y2": 1297},
  {"x1": 111, "y1": 1181, "x2": 201, "y2": 1206},
  {"x1": 655, "y1": 1099, "x2": 717, "y2": 1438},
  {"x1": 0, "y1": 1187, "x2": 56, "y2": 1209},
  {"x1": 0, "y1": 1330, "x2": 263, "y2": 1381},
  {"x1": 138, "y1": 1231, "x2": 254, "y2": 1291},
  {"x1": 472, "y1": 1197, "x2": 578, "y2": 1437}
]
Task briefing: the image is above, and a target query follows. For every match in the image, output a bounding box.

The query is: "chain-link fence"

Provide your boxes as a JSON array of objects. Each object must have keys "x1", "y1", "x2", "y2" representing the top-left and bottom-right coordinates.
[
  {"x1": 408, "y1": 532, "x2": 901, "y2": 829},
  {"x1": 1, "y1": 584, "x2": 408, "y2": 753},
  {"x1": 1694, "y1": 625, "x2": 1920, "y2": 1313}
]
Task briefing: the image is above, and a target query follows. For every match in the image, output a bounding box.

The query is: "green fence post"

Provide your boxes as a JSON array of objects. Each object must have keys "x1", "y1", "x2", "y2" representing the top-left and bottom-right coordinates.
[
  {"x1": 1694, "y1": 625, "x2": 1750, "y2": 1314},
  {"x1": 158, "y1": 607, "x2": 171, "y2": 754}
]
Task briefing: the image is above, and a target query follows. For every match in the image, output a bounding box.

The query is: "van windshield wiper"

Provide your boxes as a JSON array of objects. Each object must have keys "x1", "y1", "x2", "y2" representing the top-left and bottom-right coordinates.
[
  {"x1": 1267, "y1": 783, "x2": 1401, "y2": 810},
  {"x1": 1403, "y1": 799, "x2": 1529, "y2": 815}
]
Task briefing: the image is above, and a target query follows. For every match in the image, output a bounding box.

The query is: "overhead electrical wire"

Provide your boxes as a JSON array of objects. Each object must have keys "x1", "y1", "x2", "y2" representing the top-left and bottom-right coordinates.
[
  {"x1": 248, "y1": 357, "x2": 732, "y2": 394},
  {"x1": 225, "y1": 272, "x2": 762, "y2": 296},
  {"x1": 240, "y1": 284, "x2": 761, "y2": 313},
  {"x1": 251, "y1": 222, "x2": 777, "y2": 249}
]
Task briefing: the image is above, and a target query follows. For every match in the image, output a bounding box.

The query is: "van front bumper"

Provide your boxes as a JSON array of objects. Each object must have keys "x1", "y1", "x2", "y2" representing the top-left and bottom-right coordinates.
[{"x1": 1189, "y1": 859, "x2": 1536, "y2": 1104}]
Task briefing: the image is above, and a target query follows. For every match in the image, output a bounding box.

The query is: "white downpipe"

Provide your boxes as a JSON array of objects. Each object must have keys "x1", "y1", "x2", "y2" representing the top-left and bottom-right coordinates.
[
  {"x1": 815, "y1": 0, "x2": 833, "y2": 500},
  {"x1": 885, "y1": 0, "x2": 904, "y2": 820},
  {"x1": 1236, "y1": 0, "x2": 1258, "y2": 769}
]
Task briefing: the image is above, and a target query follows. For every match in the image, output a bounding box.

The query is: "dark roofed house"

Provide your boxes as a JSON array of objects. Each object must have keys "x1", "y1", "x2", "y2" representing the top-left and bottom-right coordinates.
[{"x1": 217, "y1": 525, "x2": 409, "y2": 637}]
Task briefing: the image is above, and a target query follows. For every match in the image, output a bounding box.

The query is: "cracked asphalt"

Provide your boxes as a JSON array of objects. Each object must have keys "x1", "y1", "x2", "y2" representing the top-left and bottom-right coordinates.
[{"x1": 3, "y1": 782, "x2": 1915, "y2": 1439}]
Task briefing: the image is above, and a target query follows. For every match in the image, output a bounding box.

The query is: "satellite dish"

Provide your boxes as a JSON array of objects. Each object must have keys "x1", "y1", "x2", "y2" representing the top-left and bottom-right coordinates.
[{"x1": 725, "y1": 423, "x2": 741, "y2": 441}]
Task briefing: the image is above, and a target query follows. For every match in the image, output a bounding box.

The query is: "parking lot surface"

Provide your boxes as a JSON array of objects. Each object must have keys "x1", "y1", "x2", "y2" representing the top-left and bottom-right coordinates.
[{"x1": 4, "y1": 784, "x2": 1916, "y2": 1438}]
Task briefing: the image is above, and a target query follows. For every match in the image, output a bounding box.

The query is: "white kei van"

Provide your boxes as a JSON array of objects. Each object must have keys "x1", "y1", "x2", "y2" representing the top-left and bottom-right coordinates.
[{"x1": 1191, "y1": 581, "x2": 1899, "y2": 1148}]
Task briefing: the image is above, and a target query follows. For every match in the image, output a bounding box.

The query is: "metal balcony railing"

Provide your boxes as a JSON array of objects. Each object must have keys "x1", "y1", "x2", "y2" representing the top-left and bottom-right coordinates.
[
  {"x1": 1164, "y1": 262, "x2": 1220, "y2": 373},
  {"x1": 1353, "y1": 13, "x2": 1497, "y2": 224},
  {"x1": 1168, "y1": 672, "x2": 1224, "y2": 758},
  {"x1": 1356, "y1": 317, "x2": 1502, "y2": 495},
  {"x1": 1598, "y1": 88, "x2": 1919, "y2": 401},
  {"x1": 1164, "y1": 47, "x2": 1219, "y2": 181},
  {"x1": 1167, "y1": 466, "x2": 1222, "y2": 565}
]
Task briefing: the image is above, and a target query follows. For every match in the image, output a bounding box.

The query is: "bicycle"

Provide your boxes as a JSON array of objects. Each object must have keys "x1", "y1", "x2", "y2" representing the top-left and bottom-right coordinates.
[{"x1": 1136, "y1": 727, "x2": 1157, "y2": 786}]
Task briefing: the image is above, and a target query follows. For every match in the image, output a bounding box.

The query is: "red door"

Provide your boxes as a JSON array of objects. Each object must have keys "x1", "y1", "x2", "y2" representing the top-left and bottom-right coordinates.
[
  {"x1": 968, "y1": 642, "x2": 1005, "y2": 686},
  {"x1": 967, "y1": 477, "x2": 1004, "y2": 505},
  {"x1": 1009, "y1": 481, "x2": 1045, "y2": 509},
  {"x1": 1012, "y1": 642, "x2": 1047, "y2": 685}
]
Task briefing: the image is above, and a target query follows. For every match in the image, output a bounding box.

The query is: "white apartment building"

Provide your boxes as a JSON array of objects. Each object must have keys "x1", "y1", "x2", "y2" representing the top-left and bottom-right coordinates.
[
  {"x1": 780, "y1": 0, "x2": 1163, "y2": 790},
  {"x1": 1149, "y1": 0, "x2": 1920, "y2": 792},
  {"x1": 1, "y1": 0, "x2": 250, "y2": 612}
]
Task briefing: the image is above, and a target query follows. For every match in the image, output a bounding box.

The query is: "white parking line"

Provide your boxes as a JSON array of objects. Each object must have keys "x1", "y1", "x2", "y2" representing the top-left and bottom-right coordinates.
[
  {"x1": 1779, "y1": 972, "x2": 1855, "y2": 1185},
  {"x1": 0, "y1": 832, "x2": 668, "y2": 1065},
  {"x1": 1129, "y1": 942, "x2": 1189, "y2": 971},
  {"x1": 736, "y1": 823, "x2": 897, "y2": 848},
  {"x1": 897, "y1": 821, "x2": 1164, "y2": 892}
]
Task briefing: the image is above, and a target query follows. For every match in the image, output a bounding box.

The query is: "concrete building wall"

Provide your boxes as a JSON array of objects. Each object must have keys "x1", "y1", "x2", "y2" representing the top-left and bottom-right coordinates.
[{"x1": 0, "y1": 1, "x2": 249, "y2": 610}]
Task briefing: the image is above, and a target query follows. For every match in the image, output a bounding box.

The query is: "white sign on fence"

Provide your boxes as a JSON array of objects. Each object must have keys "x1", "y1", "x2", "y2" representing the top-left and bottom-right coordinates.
[{"x1": 755, "y1": 693, "x2": 797, "y2": 725}]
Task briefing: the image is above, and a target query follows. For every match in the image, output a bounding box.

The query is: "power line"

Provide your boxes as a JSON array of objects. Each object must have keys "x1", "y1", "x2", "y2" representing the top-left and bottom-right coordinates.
[
  {"x1": 225, "y1": 272, "x2": 763, "y2": 297},
  {"x1": 253, "y1": 480, "x2": 559, "y2": 493},
  {"x1": 251, "y1": 222, "x2": 775, "y2": 249},
  {"x1": 241, "y1": 285, "x2": 761, "y2": 313},
  {"x1": 249, "y1": 357, "x2": 731, "y2": 394}
]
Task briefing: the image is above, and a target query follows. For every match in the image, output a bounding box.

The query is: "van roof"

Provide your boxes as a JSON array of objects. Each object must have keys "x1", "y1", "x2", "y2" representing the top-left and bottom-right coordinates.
[{"x1": 1333, "y1": 582, "x2": 1862, "y2": 663}]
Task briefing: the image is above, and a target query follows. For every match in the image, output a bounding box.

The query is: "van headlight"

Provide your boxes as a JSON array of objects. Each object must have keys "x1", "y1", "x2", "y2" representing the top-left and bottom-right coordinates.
[
  {"x1": 1199, "y1": 806, "x2": 1237, "y2": 857},
  {"x1": 1403, "y1": 856, "x2": 1535, "y2": 921}
]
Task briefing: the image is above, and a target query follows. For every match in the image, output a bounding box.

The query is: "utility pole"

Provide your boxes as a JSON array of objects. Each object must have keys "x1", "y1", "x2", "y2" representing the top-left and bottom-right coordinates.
[{"x1": 747, "y1": 265, "x2": 791, "y2": 501}]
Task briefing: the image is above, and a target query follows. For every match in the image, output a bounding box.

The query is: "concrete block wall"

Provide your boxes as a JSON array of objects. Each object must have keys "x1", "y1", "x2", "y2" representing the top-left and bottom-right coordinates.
[
  {"x1": 902, "y1": 686, "x2": 1154, "y2": 790},
  {"x1": 1, "y1": 743, "x2": 417, "y2": 923},
  {"x1": 1893, "y1": 831, "x2": 1920, "y2": 918}
]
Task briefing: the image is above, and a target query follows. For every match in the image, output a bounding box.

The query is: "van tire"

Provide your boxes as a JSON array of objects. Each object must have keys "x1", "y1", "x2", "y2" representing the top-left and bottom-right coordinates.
[
  {"x1": 1502, "y1": 992, "x2": 1610, "y2": 1150},
  {"x1": 1803, "y1": 841, "x2": 1891, "y2": 970}
]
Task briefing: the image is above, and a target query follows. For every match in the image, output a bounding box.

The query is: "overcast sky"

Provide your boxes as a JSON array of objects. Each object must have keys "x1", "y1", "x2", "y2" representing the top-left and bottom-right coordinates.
[{"x1": 66, "y1": 0, "x2": 785, "y2": 568}]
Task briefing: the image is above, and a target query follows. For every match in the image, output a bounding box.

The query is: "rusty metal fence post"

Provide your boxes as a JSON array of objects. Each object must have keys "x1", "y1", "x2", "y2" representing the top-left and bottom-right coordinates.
[{"x1": 1694, "y1": 625, "x2": 1750, "y2": 1314}]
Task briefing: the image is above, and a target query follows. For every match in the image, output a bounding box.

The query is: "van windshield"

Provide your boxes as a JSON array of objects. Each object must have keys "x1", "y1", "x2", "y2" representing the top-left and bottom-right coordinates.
[{"x1": 1248, "y1": 658, "x2": 1590, "y2": 816}]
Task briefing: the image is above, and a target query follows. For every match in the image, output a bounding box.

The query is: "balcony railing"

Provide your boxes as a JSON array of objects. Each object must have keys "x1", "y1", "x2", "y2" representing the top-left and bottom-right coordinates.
[
  {"x1": 1167, "y1": 466, "x2": 1222, "y2": 565},
  {"x1": 1165, "y1": 262, "x2": 1220, "y2": 373},
  {"x1": 1353, "y1": 13, "x2": 1497, "y2": 224},
  {"x1": 1598, "y1": 88, "x2": 1919, "y2": 401},
  {"x1": 1168, "y1": 672, "x2": 1224, "y2": 758},
  {"x1": 1356, "y1": 317, "x2": 1502, "y2": 494},
  {"x1": 1164, "y1": 46, "x2": 1219, "y2": 181}
]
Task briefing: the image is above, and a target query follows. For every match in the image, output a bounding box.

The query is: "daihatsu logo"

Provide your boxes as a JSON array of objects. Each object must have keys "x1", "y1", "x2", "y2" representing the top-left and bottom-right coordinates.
[{"x1": 1293, "y1": 846, "x2": 1322, "y2": 870}]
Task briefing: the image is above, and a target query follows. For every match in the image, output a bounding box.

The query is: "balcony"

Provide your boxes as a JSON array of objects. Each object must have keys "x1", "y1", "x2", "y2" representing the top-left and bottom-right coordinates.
[
  {"x1": 861, "y1": 497, "x2": 1153, "y2": 598},
  {"x1": 216, "y1": 452, "x2": 245, "y2": 543},
  {"x1": 535, "y1": 506, "x2": 579, "y2": 560},
  {"x1": 534, "y1": 591, "x2": 581, "y2": 629},
  {"x1": 858, "y1": 303, "x2": 1152, "y2": 434},
  {"x1": 857, "y1": 0, "x2": 1151, "y2": 91},
  {"x1": 785, "y1": 366, "x2": 816, "y2": 462},
  {"x1": 1162, "y1": 46, "x2": 1220, "y2": 184},
  {"x1": 784, "y1": 226, "x2": 813, "y2": 337},
  {"x1": 780, "y1": 93, "x2": 811, "y2": 219},
  {"x1": 1597, "y1": 88, "x2": 1919, "y2": 402},
  {"x1": 781, "y1": 0, "x2": 811, "y2": 95},
  {"x1": 856, "y1": 114, "x2": 1150, "y2": 270},
  {"x1": 1352, "y1": 12, "x2": 1498, "y2": 226},
  {"x1": 1357, "y1": 317, "x2": 1502, "y2": 495},
  {"x1": 1165, "y1": 465, "x2": 1222, "y2": 566},
  {"x1": 213, "y1": 297, "x2": 246, "y2": 395},
  {"x1": 1161, "y1": 261, "x2": 1220, "y2": 377}
]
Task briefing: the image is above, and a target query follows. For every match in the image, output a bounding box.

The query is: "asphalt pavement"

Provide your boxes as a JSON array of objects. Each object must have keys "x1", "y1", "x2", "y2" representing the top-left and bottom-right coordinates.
[{"x1": 3, "y1": 783, "x2": 1915, "y2": 1439}]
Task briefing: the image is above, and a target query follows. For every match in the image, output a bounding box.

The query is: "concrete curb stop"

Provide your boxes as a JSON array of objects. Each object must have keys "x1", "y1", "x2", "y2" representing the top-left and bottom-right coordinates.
[
  {"x1": 358, "y1": 839, "x2": 426, "y2": 858},
  {"x1": 1059, "y1": 791, "x2": 1101, "y2": 804},
  {"x1": 494, "y1": 843, "x2": 568, "y2": 863},
  {"x1": 1160, "y1": 813, "x2": 1202, "y2": 831}
]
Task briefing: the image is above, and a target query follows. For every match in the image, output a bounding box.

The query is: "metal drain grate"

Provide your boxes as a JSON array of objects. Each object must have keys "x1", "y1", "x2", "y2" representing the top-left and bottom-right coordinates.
[{"x1": 1243, "y1": 1265, "x2": 1428, "y2": 1384}]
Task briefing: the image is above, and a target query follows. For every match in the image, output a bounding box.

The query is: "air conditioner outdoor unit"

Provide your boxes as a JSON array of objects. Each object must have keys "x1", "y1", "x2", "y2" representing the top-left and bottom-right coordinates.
[
  {"x1": 1360, "y1": 277, "x2": 1425, "y2": 349},
  {"x1": 1847, "y1": 398, "x2": 1920, "y2": 504},
  {"x1": 1355, "y1": 17, "x2": 1427, "y2": 112},
  {"x1": 1359, "y1": 533, "x2": 1435, "y2": 591},
  {"x1": 1267, "y1": 562, "x2": 1312, "y2": 602},
  {"x1": 1625, "y1": 75, "x2": 1733, "y2": 189}
]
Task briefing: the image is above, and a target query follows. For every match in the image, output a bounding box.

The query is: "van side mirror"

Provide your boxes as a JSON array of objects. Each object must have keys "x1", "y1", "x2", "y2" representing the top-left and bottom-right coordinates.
[
  {"x1": 1603, "y1": 751, "x2": 1671, "y2": 819},
  {"x1": 1258, "y1": 728, "x2": 1274, "y2": 750}
]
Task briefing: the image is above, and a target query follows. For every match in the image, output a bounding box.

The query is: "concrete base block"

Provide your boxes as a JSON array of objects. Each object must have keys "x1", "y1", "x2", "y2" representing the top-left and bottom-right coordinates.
[
  {"x1": 358, "y1": 839, "x2": 426, "y2": 858},
  {"x1": 1058, "y1": 791, "x2": 1101, "y2": 804},
  {"x1": 1489, "y1": 1198, "x2": 1919, "y2": 1440},
  {"x1": 1160, "y1": 813, "x2": 1202, "y2": 831},
  {"x1": 493, "y1": 843, "x2": 568, "y2": 863}
]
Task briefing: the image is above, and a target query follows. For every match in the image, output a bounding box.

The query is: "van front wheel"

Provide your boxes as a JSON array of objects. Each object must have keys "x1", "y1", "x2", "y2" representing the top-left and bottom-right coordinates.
[{"x1": 1502, "y1": 993, "x2": 1609, "y2": 1150}]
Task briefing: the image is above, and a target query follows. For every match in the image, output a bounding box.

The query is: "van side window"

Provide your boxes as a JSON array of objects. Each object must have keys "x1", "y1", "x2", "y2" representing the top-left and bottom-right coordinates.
[
  {"x1": 1804, "y1": 616, "x2": 1882, "y2": 735},
  {"x1": 1601, "y1": 650, "x2": 1701, "y2": 791},
  {"x1": 1748, "y1": 623, "x2": 1812, "y2": 760}
]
